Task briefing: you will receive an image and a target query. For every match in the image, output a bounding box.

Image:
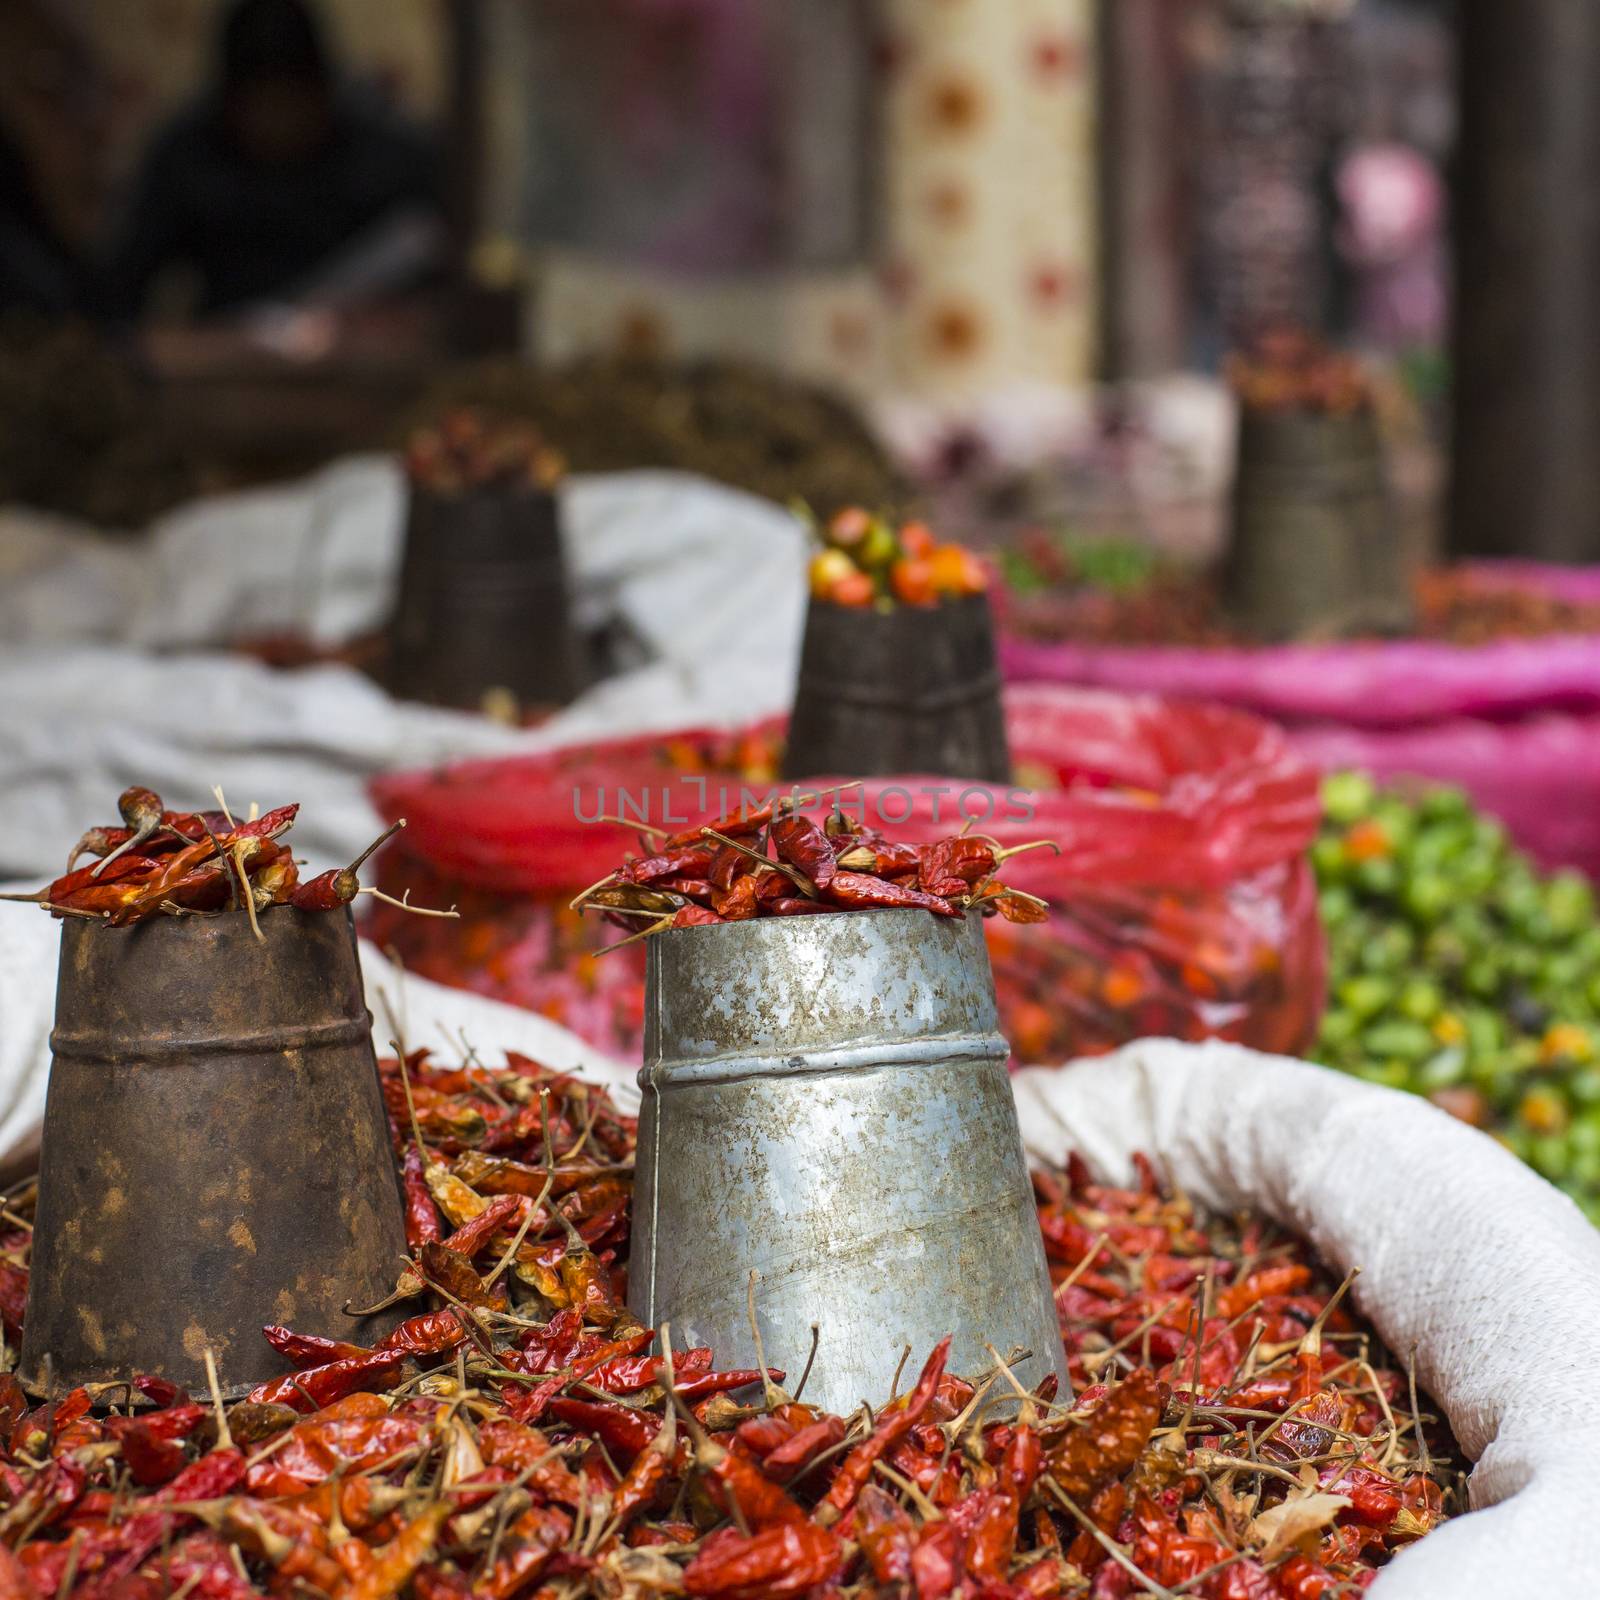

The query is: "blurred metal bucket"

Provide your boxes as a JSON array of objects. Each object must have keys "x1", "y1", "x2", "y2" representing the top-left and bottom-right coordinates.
[
  {"x1": 388, "y1": 484, "x2": 584, "y2": 712},
  {"x1": 782, "y1": 593, "x2": 1011, "y2": 783},
  {"x1": 629, "y1": 908, "x2": 1065, "y2": 1412},
  {"x1": 20, "y1": 908, "x2": 408, "y2": 1398},
  {"x1": 1225, "y1": 409, "x2": 1398, "y2": 640}
]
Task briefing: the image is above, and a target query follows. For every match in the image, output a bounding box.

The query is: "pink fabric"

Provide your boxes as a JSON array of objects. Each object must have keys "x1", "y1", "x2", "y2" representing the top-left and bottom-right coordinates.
[
  {"x1": 1288, "y1": 715, "x2": 1600, "y2": 879},
  {"x1": 1001, "y1": 562, "x2": 1600, "y2": 875}
]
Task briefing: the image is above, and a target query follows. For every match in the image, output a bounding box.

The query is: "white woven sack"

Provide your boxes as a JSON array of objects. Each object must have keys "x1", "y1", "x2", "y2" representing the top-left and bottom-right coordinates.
[{"x1": 1014, "y1": 1039, "x2": 1600, "y2": 1600}]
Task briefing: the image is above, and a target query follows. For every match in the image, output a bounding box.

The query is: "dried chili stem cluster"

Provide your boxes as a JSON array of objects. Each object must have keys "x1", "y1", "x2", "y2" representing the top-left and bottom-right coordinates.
[
  {"x1": 0, "y1": 788, "x2": 455, "y2": 935},
  {"x1": 406, "y1": 409, "x2": 566, "y2": 495},
  {"x1": 575, "y1": 790, "x2": 1054, "y2": 947},
  {"x1": 1225, "y1": 330, "x2": 1373, "y2": 417},
  {"x1": 0, "y1": 1051, "x2": 1454, "y2": 1599}
]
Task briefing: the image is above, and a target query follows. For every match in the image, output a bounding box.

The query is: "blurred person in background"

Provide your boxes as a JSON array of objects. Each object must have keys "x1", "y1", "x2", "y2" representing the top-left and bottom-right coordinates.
[
  {"x1": 0, "y1": 0, "x2": 112, "y2": 315},
  {"x1": 100, "y1": 0, "x2": 445, "y2": 326},
  {"x1": 0, "y1": 119, "x2": 77, "y2": 313}
]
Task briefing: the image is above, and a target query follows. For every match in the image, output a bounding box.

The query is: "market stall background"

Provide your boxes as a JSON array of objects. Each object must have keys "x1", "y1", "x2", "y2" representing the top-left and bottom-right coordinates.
[{"x1": 5, "y1": 0, "x2": 1600, "y2": 1591}]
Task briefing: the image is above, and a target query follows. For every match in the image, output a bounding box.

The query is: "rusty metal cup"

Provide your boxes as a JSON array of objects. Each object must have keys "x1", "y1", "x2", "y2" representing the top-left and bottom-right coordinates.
[
  {"x1": 19, "y1": 908, "x2": 408, "y2": 1398},
  {"x1": 781, "y1": 593, "x2": 1012, "y2": 783},
  {"x1": 388, "y1": 483, "x2": 585, "y2": 713},
  {"x1": 629, "y1": 908, "x2": 1066, "y2": 1412}
]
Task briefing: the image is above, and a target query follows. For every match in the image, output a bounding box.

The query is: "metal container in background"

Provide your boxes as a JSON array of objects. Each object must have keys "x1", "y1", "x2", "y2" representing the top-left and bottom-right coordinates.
[
  {"x1": 782, "y1": 593, "x2": 1011, "y2": 783},
  {"x1": 629, "y1": 908, "x2": 1066, "y2": 1413},
  {"x1": 1224, "y1": 408, "x2": 1400, "y2": 640},
  {"x1": 388, "y1": 484, "x2": 585, "y2": 713},
  {"x1": 20, "y1": 908, "x2": 408, "y2": 1398}
]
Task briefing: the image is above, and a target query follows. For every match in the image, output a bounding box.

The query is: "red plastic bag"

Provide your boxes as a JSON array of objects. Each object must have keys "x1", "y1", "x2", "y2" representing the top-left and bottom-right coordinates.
[
  {"x1": 835, "y1": 688, "x2": 1325, "y2": 1062},
  {"x1": 367, "y1": 724, "x2": 784, "y2": 1058},
  {"x1": 367, "y1": 688, "x2": 1323, "y2": 1065}
]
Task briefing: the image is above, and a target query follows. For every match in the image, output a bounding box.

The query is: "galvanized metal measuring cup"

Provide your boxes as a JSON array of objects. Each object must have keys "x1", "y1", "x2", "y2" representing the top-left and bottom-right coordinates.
[
  {"x1": 20, "y1": 908, "x2": 408, "y2": 1398},
  {"x1": 629, "y1": 908, "x2": 1065, "y2": 1413}
]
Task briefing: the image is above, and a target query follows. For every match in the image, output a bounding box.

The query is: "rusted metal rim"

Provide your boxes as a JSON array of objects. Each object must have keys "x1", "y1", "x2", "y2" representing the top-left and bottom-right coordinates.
[{"x1": 50, "y1": 1014, "x2": 371, "y2": 1063}]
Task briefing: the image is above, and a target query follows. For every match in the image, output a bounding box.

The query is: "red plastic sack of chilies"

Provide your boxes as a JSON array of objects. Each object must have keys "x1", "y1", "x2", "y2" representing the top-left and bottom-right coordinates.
[{"x1": 367, "y1": 687, "x2": 1324, "y2": 1065}]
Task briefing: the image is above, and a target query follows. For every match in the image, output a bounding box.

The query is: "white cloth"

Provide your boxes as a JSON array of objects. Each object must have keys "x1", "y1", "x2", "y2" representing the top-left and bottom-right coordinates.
[
  {"x1": 0, "y1": 464, "x2": 807, "y2": 880},
  {"x1": 1013, "y1": 1039, "x2": 1600, "y2": 1600},
  {"x1": 0, "y1": 458, "x2": 808, "y2": 661}
]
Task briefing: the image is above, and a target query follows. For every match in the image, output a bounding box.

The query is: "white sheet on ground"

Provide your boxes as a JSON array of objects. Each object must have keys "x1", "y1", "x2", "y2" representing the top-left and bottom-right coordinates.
[{"x1": 1013, "y1": 1039, "x2": 1600, "y2": 1600}]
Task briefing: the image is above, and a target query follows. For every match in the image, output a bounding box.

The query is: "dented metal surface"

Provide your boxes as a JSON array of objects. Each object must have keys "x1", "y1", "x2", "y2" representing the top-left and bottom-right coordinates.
[
  {"x1": 782, "y1": 592, "x2": 1012, "y2": 783},
  {"x1": 630, "y1": 909, "x2": 1066, "y2": 1413},
  {"x1": 388, "y1": 484, "x2": 584, "y2": 712},
  {"x1": 20, "y1": 908, "x2": 408, "y2": 1398}
]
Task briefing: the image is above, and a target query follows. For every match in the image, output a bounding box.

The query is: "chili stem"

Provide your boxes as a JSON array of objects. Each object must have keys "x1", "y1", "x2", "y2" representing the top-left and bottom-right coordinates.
[
  {"x1": 347, "y1": 819, "x2": 406, "y2": 877},
  {"x1": 360, "y1": 887, "x2": 459, "y2": 919}
]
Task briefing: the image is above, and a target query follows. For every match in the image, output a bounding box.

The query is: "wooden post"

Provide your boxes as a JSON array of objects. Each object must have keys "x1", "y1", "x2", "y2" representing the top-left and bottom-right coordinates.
[
  {"x1": 442, "y1": 0, "x2": 485, "y2": 275},
  {"x1": 1095, "y1": 0, "x2": 1191, "y2": 378},
  {"x1": 1449, "y1": 1, "x2": 1600, "y2": 560}
]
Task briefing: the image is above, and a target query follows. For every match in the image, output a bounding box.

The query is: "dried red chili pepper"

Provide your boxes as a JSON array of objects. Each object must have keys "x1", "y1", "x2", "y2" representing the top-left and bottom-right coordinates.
[
  {"x1": 542, "y1": 1397, "x2": 658, "y2": 1463},
  {"x1": 261, "y1": 1325, "x2": 370, "y2": 1369},
  {"x1": 338, "y1": 1502, "x2": 451, "y2": 1600},
  {"x1": 673, "y1": 905, "x2": 724, "y2": 928},
  {"x1": 672, "y1": 1367, "x2": 784, "y2": 1402},
  {"x1": 402, "y1": 1145, "x2": 443, "y2": 1248},
  {"x1": 710, "y1": 874, "x2": 761, "y2": 922},
  {"x1": 663, "y1": 801, "x2": 776, "y2": 850},
  {"x1": 104, "y1": 1404, "x2": 205, "y2": 1487},
  {"x1": 817, "y1": 1336, "x2": 950, "y2": 1522},
  {"x1": 625, "y1": 846, "x2": 716, "y2": 884},
  {"x1": 853, "y1": 1483, "x2": 916, "y2": 1585},
  {"x1": 0, "y1": 1543, "x2": 36, "y2": 1600},
  {"x1": 819, "y1": 871, "x2": 960, "y2": 918},
  {"x1": 609, "y1": 1391, "x2": 679, "y2": 1528},
  {"x1": 768, "y1": 815, "x2": 835, "y2": 890},
  {"x1": 475, "y1": 1505, "x2": 571, "y2": 1600},
  {"x1": 415, "y1": 1241, "x2": 501, "y2": 1309},
  {"x1": 682, "y1": 1522, "x2": 842, "y2": 1600},
  {"x1": 918, "y1": 838, "x2": 998, "y2": 897},
  {"x1": 767, "y1": 896, "x2": 834, "y2": 917},
  {"x1": 510, "y1": 1331, "x2": 654, "y2": 1424},
  {"x1": 247, "y1": 1350, "x2": 405, "y2": 1414},
  {"x1": 379, "y1": 1308, "x2": 467, "y2": 1358},
  {"x1": 1047, "y1": 1369, "x2": 1162, "y2": 1502},
  {"x1": 438, "y1": 1193, "x2": 524, "y2": 1259},
  {"x1": 762, "y1": 1414, "x2": 846, "y2": 1480}
]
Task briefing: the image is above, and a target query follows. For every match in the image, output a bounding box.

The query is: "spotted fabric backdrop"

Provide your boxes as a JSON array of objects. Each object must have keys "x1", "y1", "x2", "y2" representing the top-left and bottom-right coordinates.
[{"x1": 536, "y1": 0, "x2": 1098, "y2": 400}]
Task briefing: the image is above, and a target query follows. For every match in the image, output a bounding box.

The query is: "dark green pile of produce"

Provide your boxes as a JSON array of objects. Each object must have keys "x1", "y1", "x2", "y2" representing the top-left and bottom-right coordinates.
[
  {"x1": 409, "y1": 356, "x2": 900, "y2": 516},
  {"x1": 1313, "y1": 772, "x2": 1600, "y2": 1221}
]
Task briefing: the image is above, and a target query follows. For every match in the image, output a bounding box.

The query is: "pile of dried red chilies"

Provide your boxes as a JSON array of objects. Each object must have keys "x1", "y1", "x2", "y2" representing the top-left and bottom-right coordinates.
[
  {"x1": 0, "y1": 1049, "x2": 1454, "y2": 1599},
  {"x1": 575, "y1": 793, "x2": 1055, "y2": 945},
  {"x1": 0, "y1": 788, "x2": 447, "y2": 936}
]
